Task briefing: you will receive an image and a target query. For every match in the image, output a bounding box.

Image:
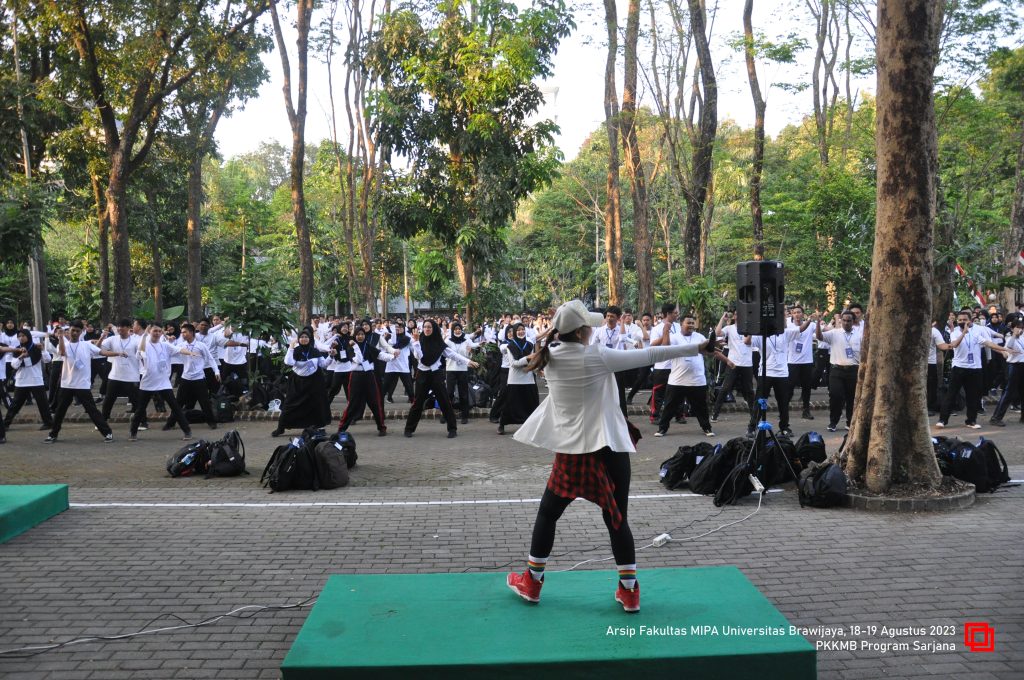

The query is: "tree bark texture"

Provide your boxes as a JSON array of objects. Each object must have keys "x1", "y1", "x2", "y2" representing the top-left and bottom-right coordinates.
[
  {"x1": 684, "y1": 0, "x2": 717, "y2": 277},
  {"x1": 743, "y1": 0, "x2": 766, "y2": 260},
  {"x1": 1004, "y1": 121, "x2": 1024, "y2": 310},
  {"x1": 455, "y1": 247, "x2": 475, "y2": 323},
  {"x1": 186, "y1": 155, "x2": 204, "y2": 320},
  {"x1": 622, "y1": 0, "x2": 652, "y2": 314},
  {"x1": 602, "y1": 0, "x2": 624, "y2": 306},
  {"x1": 91, "y1": 175, "x2": 111, "y2": 324},
  {"x1": 105, "y1": 157, "x2": 132, "y2": 321},
  {"x1": 843, "y1": 0, "x2": 944, "y2": 493}
]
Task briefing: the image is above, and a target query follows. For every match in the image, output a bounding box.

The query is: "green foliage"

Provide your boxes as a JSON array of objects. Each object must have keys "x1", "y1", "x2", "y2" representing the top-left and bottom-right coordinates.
[
  {"x1": 133, "y1": 300, "x2": 185, "y2": 322},
  {"x1": 0, "y1": 175, "x2": 48, "y2": 266},
  {"x1": 212, "y1": 264, "x2": 296, "y2": 341}
]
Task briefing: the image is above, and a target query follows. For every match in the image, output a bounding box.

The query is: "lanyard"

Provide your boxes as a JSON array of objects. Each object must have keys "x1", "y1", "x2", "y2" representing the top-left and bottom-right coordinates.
[
  {"x1": 66, "y1": 341, "x2": 78, "y2": 364},
  {"x1": 961, "y1": 330, "x2": 975, "y2": 357},
  {"x1": 844, "y1": 332, "x2": 854, "y2": 349}
]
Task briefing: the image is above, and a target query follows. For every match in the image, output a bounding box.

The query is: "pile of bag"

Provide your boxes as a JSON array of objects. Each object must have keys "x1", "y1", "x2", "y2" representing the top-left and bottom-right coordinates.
[
  {"x1": 260, "y1": 427, "x2": 358, "y2": 493},
  {"x1": 932, "y1": 436, "x2": 1010, "y2": 493},
  {"x1": 166, "y1": 429, "x2": 247, "y2": 478}
]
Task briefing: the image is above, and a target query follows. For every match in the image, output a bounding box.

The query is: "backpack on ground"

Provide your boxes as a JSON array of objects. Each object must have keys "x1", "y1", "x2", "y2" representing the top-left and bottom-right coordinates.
[
  {"x1": 205, "y1": 430, "x2": 247, "y2": 477},
  {"x1": 974, "y1": 439, "x2": 1010, "y2": 492},
  {"x1": 248, "y1": 380, "x2": 271, "y2": 410},
  {"x1": 185, "y1": 408, "x2": 207, "y2": 424},
  {"x1": 166, "y1": 440, "x2": 211, "y2": 477},
  {"x1": 260, "y1": 438, "x2": 318, "y2": 492},
  {"x1": 469, "y1": 379, "x2": 493, "y2": 408},
  {"x1": 798, "y1": 461, "x2": 848, "y2": 508},
  {"x1": 214, "y1": 396, "x2": 236, "y2": 423},
  {"x1": 793, "y1": 431, "x2": 827, "y2": 470},
  {"x1": 754, "y1": 436, "x2": 797, "y2": 486},
  {"x1": 938, "y1": 439, "x2": 1008, "y2": 493},
  {"x1": 312, "y1": 441, "x2": 350, "y2": 489},
  {"x1": 659, "y1": 442, "x2": 716, "y2": 490},
  {"x1": 688, "y1": 441, "x2": 739, "y2": 495},
  {"x1": 330, "y1": 430, "x2": 358, "y2": 468}
]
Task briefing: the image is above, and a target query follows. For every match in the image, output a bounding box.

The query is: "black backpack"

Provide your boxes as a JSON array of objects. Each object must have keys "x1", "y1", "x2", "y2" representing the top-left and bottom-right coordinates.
[
  {"x1": 939, "y1": 439, "x2": 1007, "y2": 493},
  {"x1": 469, "y1": 379, "x2": 492, "y2": 408},
  {"x1": 214, "y1": 396, "x2": 236, "y2": 423},
  {"x1": 313, "y1": 441, "x2": 350, "y2": 489},
  {"x1": 794, "y1": 432, "x2": 827, "y2": 470},
  {"x1": 330, "y1": 431, "x2": 358, "y2": 468},
  {"x1": 166, "y1": 440, "x2": 211, "y2": 477},
  {"x1": 688, "y1": 442, "x2": 737, "y2": 495},
  {"x1": 248, "y1": 381, "x2": 271, "y2": 410},
  {"x1": 205, "y1": 430, "x2": 247, "y2": 477},
  {"x1": 260, "y1": 439, "x2": 319, "y2": 492},
  {"x1": 798, "y1": 461, "x2": 848, "y2": 508},
  {"x1": 185, "y1": 408, "x2": 207, "y2": 424},
  {"x1": 659, "y1": 443, "x2": 715, "y2": 490},
  {"x1": 974, "y1": 439, "x2": 1010, "y2": 492},
  {"x1": 754, "y1": 436, "x2": 796, "y2": 487}
]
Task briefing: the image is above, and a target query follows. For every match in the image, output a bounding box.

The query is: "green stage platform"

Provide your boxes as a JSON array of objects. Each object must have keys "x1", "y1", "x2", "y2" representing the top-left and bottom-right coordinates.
[
  {"x1": 282, "y1": 566, "x2": 816, "y2": 679},
  {"x1": 0, "y1": 485, "x2": 69, "y2": 544}
]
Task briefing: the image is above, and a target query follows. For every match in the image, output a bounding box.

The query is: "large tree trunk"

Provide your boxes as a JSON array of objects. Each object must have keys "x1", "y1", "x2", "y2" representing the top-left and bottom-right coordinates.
[
  {"x1": 455, "y1": 246, "x2": 474, "y2": 323},
  {"x1": 105, "y1": 157, "x2": 133, "y2": 321},
  {"x1": 186, "y1": 155, "x2": 203, "y2": 320},
  {"x1": 743, "y1": 0, "x2": 766, "y2": 260},
  {"x1": 1003, "y1": 121, "x2": 1024, "y2": 311},
  {"x1": 92, "y1": 175, "x2": 111, "y2": 324},
  {"x1": 145, "y1": 189, "x2": 164, "y2": 325},
  {"x1": 602, "y1": 0, "x2": 624, "y2": 306},
  {"x1": 843, "y1": 0, "x2": 944, "y2": 494},
  {"x1": 684, "y1": 0, "x2": 717, "y2": 277},
  {"x1": 622, "y1": 0, "x2": 652, "y2": 314}
]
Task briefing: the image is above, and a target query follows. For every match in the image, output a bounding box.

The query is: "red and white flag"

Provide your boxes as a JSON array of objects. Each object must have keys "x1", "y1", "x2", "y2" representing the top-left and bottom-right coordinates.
[{"x1": 1018, "y1": 249, "x2": 1024, "y2": 267}]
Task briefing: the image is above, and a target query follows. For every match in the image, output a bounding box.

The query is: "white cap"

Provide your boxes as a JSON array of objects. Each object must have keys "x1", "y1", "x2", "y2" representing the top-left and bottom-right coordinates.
[{"x1": 551, "y1": 299, "x2": 605, "y2": 333}]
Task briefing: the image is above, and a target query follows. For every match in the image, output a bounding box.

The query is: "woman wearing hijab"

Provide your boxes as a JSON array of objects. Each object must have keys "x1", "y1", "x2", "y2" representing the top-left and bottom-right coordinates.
[
  {"x1": 445, "y1": 322, "x2": 481, "y2": 425},
  {"x1": 496, "y1": 323, "x2": 539, "y2": 435},
  {"x1": 506, "y1": 300, "x2": 718, "y2": 613},
  {"x1": 337, "y1": 326, "x2": 391, "y2": 435},
  {"x1": 271, "y1": 328, "x2": 330, "y2": 437},
  {"x1": 326, "y1": 322, "x2": 353, "y2": 405},
  {"x1": 2, "y1": 329, "x2": 55, "y2": 432},
  {"x1": 404, "y1": 319, "x2": 479, "y2": 438},
  {"x1": 383, "y1": 323, "x2": 414, "y2": 403},
  {"x1": 488, "y1": 325, "x2": 515, "y2": 423}
]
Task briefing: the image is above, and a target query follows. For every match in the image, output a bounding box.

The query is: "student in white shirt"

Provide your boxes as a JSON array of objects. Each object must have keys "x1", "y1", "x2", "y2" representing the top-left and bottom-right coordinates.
[
  {"x1": 926, "y1": 323, "x2": 946, "y2": 415},
  {"x1": 325, "y1": 322, "x2": 354, "y2": 404},
  {"x1": 497, "y1": 323, "x2": 539, "y2": 435},
  {"x1": 747, "y1": 324, "x2": 802, "y2": 437},
  {"x1": 815, "y1": 310, "x2": 862, "y2": 431},
  {"x1": 1, "y1": 329, "x2": 53, "y2": 437},
  {"x1": 219, "y1": 322, "x2": 252, "y2": 391},
  {"x1": 99, "y1": 319, "x2": 145, "y2": 427},
  {"x1": 647, "y1": 303, "x2": 680, "y2": 421},
  {"x1": 786, "y1": 306, "x2": 818, "y2": 420},
  {"x1": 936, "y1": 310, "x2": 1014, "y2": 429},
  {"x1": 654, "y1": 313, "x2": 729, "y2": 437},
  {"x1": 195, "y1": 317, "x2": 225, "y2": 391},
  {"x1": 383, "y1": 323, "x2": 414, "y2": 403},
  {"x1": 626, "y1": 312, "x2": 654, "y2": 405},
  {"x1": 445, "y1": 322, "x2": 481, "y2": 426},
  {"x1": 507, "y1": 300, "x2": 719, "y2": 613},
  {"x1": 46, "y1": 322, "x2": 121, "y2": 443},
  {"x1": 163, "y1": 323, "x2": 219, "y2": 432},
  {"x1": 990, "y1": 318, "x2": 1024, "y2": 425},
  {"x1": 711, "y1": 311, "x2": 757, "y2": 421},
  {"x1": 274, "y1": 328, "x2": 333, "y2": 436},
  {"x1": 590, "y1": 305, "x2": 635, "y2": 417},
  {"x1": 404, "y1": 319, "x2": 479, "y2": 438},
  {"x1": 488, "y1": 325, "x2": 515, "y2": 423},
  {"x1": 131, "y1": 325, "x2": 195, "y2": 441},
  {"x1": 337, "y1": 326, "x2": 390, "y2": 436}
]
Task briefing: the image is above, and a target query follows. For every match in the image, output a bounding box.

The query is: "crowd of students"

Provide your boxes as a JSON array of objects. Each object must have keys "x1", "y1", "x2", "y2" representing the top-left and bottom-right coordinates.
[{"x1": 1, "y1": 299, "x2": 1022, "y2": 445}]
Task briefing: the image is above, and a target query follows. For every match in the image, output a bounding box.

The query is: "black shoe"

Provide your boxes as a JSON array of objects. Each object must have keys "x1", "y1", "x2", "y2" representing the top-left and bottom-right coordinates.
[
  {"x1": 488, "y1": 417, "x2": 499, "y2": 424},
  {"x1": 386, "y1": 395, "x2": 394, "y2": 403},
  {"x1": 780, "y1": 428, "x2": 794, "y2": 437},
  {"x1": 271, "y1": 429, "x2": 284, "y2": 437},
  {"x1": 0, "y1": 437, "x2": 5, "y2": 444},
  {"x1": 404, "y1": 431, "x2": 413, "y2": 438},
  {"x1": 378, "y1": 429, "x2": 387, "y2": 437},
  {"x1": 209, "y1": 423, "x2": 218, "y2": 430},
  {"x1": 460, "y1": 417, "x2": 468, "y2": 425},
  {"x1": 989, "y1": 418, "x2": 1005, "y2": 427},
  {"x1": 802, "y1": 409, "x2": 813, "y2": 420},
  {"x1": 44, "y1": 434, "x2": 57, "y2": 443},
  {"x1": 497, "y1": 425, "x2": 505, "y2": 435},
  {"x1": 162, "y1": 423, "x2": 175, "y2": 431},
  {"x1": 448, "y1": 430, "x2": 457, "y2": 439}
]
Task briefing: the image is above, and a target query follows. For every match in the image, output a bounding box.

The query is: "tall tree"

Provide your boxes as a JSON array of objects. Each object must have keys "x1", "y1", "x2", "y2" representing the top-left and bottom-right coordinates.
[
  {"x1": 368, "y1": 0, "x2": 572, "y2": 322},
  {"x1": 270, "y1": 0, "x2": 316, "y2": 325},
  {"x1": 621, "y1": 0, "x2": 652, "y2": 313},
  {"x1": 601, "y1": 0, "x2": 624, "y2": 306},
  {"x1": 684, "y1": 0, "x2": 718, "y2": 277},
  {"x1": 843, "y1": 0, "x2": 944, "y2": 493},
  {"x1": 807, "y1": 0, "x2": 840, "y2": 167},
  {"x1": 742, "y1": 0, "x2": 766, "y2": 260},
  {"x1": 47, "y1": 0, "x2": 267, "y2": 320}
]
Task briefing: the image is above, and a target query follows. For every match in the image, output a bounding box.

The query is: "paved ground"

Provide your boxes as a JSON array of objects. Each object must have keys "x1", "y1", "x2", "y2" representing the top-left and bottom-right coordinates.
[{"x1": 1, "y1": 389, "x2": 1022, "y2": 679}]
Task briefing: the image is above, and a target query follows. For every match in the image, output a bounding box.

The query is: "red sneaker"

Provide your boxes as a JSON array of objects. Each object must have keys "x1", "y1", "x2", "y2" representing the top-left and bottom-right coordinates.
[
  {"x1": 507, "y1": 570, "x2": 543, "y2": 603},
  {"x1": 615, "y1": 582, "x2": 640, "y2": 612}
]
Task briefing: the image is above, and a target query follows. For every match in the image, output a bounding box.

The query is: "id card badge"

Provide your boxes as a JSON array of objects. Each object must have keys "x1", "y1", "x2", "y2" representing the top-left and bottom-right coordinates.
[
  {"x1": 74, "y1": 359, "x2": 86, "y2": 371},
  {"x1": 157, "y1": 361, "x2": 169, "y2": 374},
  {"x1": 967, "y1": 353, "x2": 974, "y2": 363},
  {"x1": 795, "y1": 342, "x2": 803, "y2": 353},
  {"x1": 845, "y1": 347, "x2": 854, "y2": 359}
]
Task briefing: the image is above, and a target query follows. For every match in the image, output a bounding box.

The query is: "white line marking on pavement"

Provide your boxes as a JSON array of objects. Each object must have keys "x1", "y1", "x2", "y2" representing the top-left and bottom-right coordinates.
[{"x1": 70, "y1": 490, "x2": 783, "y2": 509}]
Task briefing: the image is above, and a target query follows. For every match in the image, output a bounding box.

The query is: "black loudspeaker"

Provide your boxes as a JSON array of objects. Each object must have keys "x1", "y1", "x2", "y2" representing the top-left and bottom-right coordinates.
[{"x1": 736, "y1": 261, "x2": 785, "y2": 336}]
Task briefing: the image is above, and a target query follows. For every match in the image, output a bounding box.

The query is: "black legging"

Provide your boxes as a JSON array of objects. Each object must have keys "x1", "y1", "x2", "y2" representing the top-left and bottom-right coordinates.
[
  {"x1": 338, "y1": 371, "x2": 387, "y2": 431},
  {"x1": 750, "y1": 375, "x2": 791, "y2": 431},
  {"x1": 101, "y1": 379, "x2": 142, "y2": 422},
  {"x1": 659, "y1": 384, "x2": 711, "y2": 433},
  {"x1": 446, "y1": 370, "x2": 471, "y2": 421},
  {"x1": 383, "y1": 372, "x2": 414, "y2": 402},
  {"x1": 530, "y1": 449, "x2": 635, "y2": 566},
  {"x1": 712, "y1": 365, "x2": 756, "y2": 417},
  {"x1": 4, "y1": 385, "x2": 53, "y2": 428},
  {"x1": 50, "y1": 388, "x2": 111, "y2": 437},
  {"x1": 939, "y1": 366, "x2": 983, "y2": 425},
  {"x1": 165, "y1": 378, "x2": 217, "y2": 430},
  {"x1": 787, "y1": 362, "x2": 814, "y2": 411},
  {"x1": 131, "y1": 389, "x2": 189, "y2": 436},
  {"x1": 327, "y1": 371, "x2": 347, "y2": 405},
  {"x1": 405, "y1": 368, "x2": 458, "y2": 434},
  {"x1": 828, "y1": 364, "x2": 858, "y2": 427},
  {"x1": 47, "y1": 361, "x2": 63, "y2": 410},
  {"x1": 992, "y1": 363, "x2": 1023, "y2": 422},
  {"x1": 488, "y1": 367, "x2": 509, "y2": 422}
]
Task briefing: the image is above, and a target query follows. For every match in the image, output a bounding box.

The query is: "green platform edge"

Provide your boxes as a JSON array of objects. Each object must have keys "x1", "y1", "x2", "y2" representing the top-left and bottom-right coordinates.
[
  {"x1": 0, "y1": 485, "x2": 69, "y2": 544},
  {"x1": 282, "y1": 566, "x2": 816, "y2": 680}
]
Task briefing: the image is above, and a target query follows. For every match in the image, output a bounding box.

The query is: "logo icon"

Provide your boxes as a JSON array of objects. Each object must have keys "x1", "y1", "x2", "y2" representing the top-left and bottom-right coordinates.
[{"x1": 963, "y1": 622, "x2": 995, "y2": 652}]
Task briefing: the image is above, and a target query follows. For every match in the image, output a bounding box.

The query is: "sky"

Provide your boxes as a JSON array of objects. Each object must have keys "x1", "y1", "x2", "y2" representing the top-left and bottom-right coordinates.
[{"x1": 214, "y1": 0, "x2": 878, "y2": 162}]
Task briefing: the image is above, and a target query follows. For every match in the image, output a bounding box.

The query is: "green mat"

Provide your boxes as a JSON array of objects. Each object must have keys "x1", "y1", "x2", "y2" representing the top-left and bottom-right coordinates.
[
  {"x1": 282, "y1": 566, "x2": 815, "y2": 679},
  {"x1": 0, "y1": 485, "x2": 69, "y2": 544}
]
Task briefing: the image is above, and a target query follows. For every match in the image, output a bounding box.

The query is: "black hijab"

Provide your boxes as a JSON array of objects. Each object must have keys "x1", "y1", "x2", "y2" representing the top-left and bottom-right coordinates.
[
  {"x1": 418, "y1": 319, "x2": 446, "y2": 366},
  {"x1": 507, "y1": 323, "x2": 533, "y2": 360},
  {"x1": 391, "y1": 324, "x2": 411, "y2": 350},
  {"x1": 294, "y1": 329, "x2": 322, "y2": 362},
  {"x1": 347, "y1": 328, "x2": 380, "y2": 363},
  {"x1": 448, "y1": 322, "x2": 467, "y2": 344}
]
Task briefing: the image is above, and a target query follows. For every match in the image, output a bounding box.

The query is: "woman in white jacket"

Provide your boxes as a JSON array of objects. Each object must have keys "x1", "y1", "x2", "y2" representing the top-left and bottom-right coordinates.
[{"x1": 507, "y1": 300, "x2": 717, "y2": 613}]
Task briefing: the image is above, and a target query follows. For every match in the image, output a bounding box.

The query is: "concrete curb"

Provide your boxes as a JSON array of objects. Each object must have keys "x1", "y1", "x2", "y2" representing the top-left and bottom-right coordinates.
[{"x1": 842, "y1": 485, "x2": 976, "y2": 512}]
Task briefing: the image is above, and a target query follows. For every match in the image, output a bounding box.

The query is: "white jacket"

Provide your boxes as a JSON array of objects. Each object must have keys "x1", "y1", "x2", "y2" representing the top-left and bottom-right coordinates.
[{"x1": 514, "y1": 341, "x2": 702, "y2": 454}]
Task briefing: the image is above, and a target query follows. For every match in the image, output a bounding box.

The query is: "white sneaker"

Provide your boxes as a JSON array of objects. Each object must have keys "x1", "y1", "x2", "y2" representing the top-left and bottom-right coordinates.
[
  {"x1": 966, "y1": 423, "x2": 981, "y2": 429},
  {"x1": 654, "y1": 430, "x2": 666, "y2": 437},
  {"x1": 935, "y1": 422, "x2": 945, "y2": 429},
  {"x1": 704, "y1": 430, "x2": 716, "y2": 437}
]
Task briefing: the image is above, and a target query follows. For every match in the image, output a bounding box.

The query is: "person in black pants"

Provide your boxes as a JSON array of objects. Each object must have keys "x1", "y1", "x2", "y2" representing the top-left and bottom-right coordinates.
[
  {"x1": 337, "y1": 327, "x2": 389, "y2": 435},
  {"x1": 444, "y1": 323, "x2": 480, "y2": 425},
  {"x1": 990, "y1": 321, "x2": 1023, "y2": 425},
  {"x1": 163, "y1": 324, "x2": 219, "y2": 432},
  {"x1": 130, "y1": 326, "x2": 192, "y2": 441},
  {"x1": 404, "y1": 320, "x2": 478, "y2": 438},
  {"x1": 937, "y1": 311, "x2": 1013, "y2": 428},
  {"x1": 3, "y1": 329, "x2": 54, "y2": 431},
  {"x1": 488, "y1": 326, "x2": 514, "y2": 423},
  {"x1": 46, "y1": 323, "x2": 120, "y2": 444}
]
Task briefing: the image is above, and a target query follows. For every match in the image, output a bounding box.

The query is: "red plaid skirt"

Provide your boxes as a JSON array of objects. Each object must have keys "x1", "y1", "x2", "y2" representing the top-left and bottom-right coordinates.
[{"x1": 546, "y1": 451, "x2": 623, "y2": 530}]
